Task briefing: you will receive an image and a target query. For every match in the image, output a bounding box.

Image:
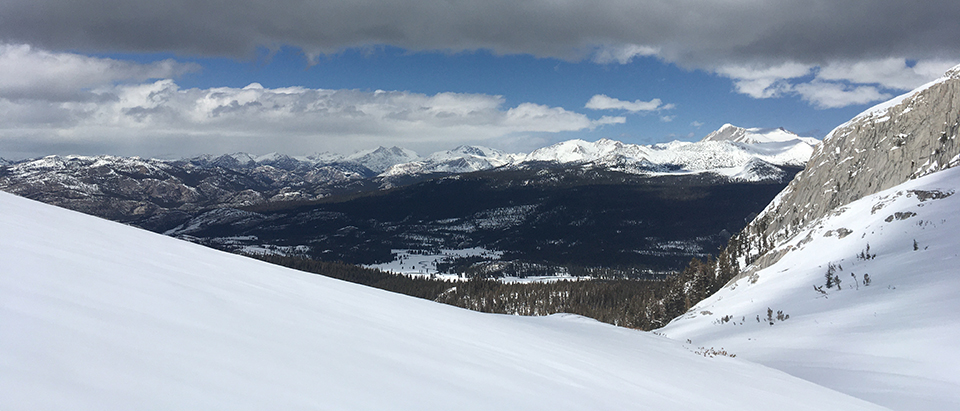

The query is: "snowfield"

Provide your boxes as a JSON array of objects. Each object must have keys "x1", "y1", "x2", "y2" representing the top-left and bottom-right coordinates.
[
  {"x1": 0, "y1": 191, "x2": 883, "y2": 410},
  {"x1": 661, "y1": 166, "x2": 960, "y2": 410},
  {"x1": 366, "y1": 247, "x2": 500, "y2": 280}
]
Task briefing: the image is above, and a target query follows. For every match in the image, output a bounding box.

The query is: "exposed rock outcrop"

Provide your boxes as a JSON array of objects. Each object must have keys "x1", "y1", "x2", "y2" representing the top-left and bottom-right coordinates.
[{"x1": 731, "y1": 64, "x2": 960, "y2": 276}]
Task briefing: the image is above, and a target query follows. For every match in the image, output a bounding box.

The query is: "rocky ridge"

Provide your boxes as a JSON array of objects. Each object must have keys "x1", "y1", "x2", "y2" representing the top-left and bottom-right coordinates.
[
  {"x1": 0, "y1": 151, "x2": 411, "y2": 231},
  {"x1": 730, "y1": 64, "x2": 960, "y2": 275}
]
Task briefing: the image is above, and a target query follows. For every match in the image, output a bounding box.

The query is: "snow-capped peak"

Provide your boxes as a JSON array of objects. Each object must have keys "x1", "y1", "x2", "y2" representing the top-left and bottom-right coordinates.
[
  {"x1": 345, "y1": 146, "x2": 421, "y2": 173},
  {"x1": 511, "y1": 130, "x2": 816, "y2": 181},
  {"x1": 228, "y1": 152, "x2": 258, "y2": 164},
  {"x1": 301, "y1": 151, "x2": 344, "y2": 164},
  {"x1": 701, "y1": 124, "x2": 818, "y2": 146},
  {"x1": 525, "y1": 138, "x2": 645, "y2": 164},
  {"x1": 428, "y1": 145, "x2": 507, "y2": 161},
  {"x1": 381, "y1": 145, "x2": 522, "y2": 177}
]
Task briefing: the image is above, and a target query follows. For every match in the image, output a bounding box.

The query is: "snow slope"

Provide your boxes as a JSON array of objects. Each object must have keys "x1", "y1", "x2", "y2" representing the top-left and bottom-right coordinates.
[
  {"x1": 0, "y1": 192, "x2": 884, "y2": 410},
  {"x1": 660, "y1": 166, "x2": 960, "y2": 410}
]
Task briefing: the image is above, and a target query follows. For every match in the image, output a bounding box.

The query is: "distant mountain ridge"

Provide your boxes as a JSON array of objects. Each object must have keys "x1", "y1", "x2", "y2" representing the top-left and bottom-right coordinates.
[
  {"x1": 381, "y1": 145, "x2": 522, "y2": 177},
  {"x1": 701, "y1": 124, "x2": 820, "y2": 146},
  {"x1": 184, "y1": 123, "x2": 819, "y2": 180},
  {"x1": 0, "y1": 124, "x2": 816, "y2": 235}
]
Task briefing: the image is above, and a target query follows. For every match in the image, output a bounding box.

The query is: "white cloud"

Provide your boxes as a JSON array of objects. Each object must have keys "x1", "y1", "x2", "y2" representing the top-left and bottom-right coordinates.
[
  {"x1": 660, "y1": 115, "x2": 674, "y2": 122},
  {"x1": 816, "y1": 58, "x2": 960, "y2": 90},
  {"x1": 592, "y1": 44, "x2": 660, "y2": 64},
  {"x1": 0, "y1": 78, "x2": 612, "y2": 158},
  {"x1": 690, "y1": 121, "x2": 703, "y2": 128},
  {"x1": 503, "y1": 103, "x2": 594, "y2": 132},
  {"x1": 585, "y1": 94, "x2": 674, "y2": 112},
  {"x1": 714, "y1": 58, "x2": 959, "y2": 108},
  {"x1": 792, "y1": 81, "x2": 892, "y2": 109},
  {"x1": 593, "y1": 115, "x2": 627, "y2": 126},
  {"x1": 0, "y1": 43, "x2": 198, "y2": 101},
  {"x1": 715, "y1": 62, "x2": 812, "y2": 99}
]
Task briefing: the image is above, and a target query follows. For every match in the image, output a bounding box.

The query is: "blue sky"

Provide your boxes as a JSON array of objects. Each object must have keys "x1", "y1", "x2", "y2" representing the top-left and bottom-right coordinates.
[
  {"x1": 173, "y1": 46, "x2": 863, "y2": 139},
  {"x1": 0, "y1": 1, "x2": 958, "y2": 159}
]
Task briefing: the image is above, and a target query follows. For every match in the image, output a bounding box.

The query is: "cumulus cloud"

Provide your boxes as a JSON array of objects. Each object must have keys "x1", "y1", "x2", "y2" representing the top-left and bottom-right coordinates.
[
  {"x1": 715, "y1": 62, "x2": 813, "y2": 99},
  {"x1": 715, "y1": 58, "x2": 959, "y2": 108},
  {"x1": 0, "y1": 77, "x2": 615, "y2": 158},
  {"x1": 592, "y1": 44, "x2": 659, "y2": 64},
  {"x1": 585, "y1": 94, "x2": 674, "y2": 112},
  {"x1": 815, "y1": 58, "x2": 960, "y2": 90},
  {"x1": 0, "y1": 44, "x2": 198, "y2": 101},
  {"x1": 792, "y1": 82, "x2": 892, "y2": 109}
]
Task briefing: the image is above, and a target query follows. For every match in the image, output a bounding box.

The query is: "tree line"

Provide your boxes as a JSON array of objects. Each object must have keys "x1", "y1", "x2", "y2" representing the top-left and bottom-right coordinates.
[{"x1": 249, "y1": 242, "x2": 742, "y2": 331}]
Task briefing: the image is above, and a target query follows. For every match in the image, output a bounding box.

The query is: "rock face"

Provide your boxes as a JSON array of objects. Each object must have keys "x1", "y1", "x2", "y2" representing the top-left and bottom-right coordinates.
[{"x1": 732, "y1": 64, "x2": 960, "y2": 274}]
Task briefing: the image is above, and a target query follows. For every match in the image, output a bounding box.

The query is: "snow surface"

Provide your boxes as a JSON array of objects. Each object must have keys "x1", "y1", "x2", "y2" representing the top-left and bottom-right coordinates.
[
  {"x1": 366, "y1": 248, "x2": 501, "y2": 280},
  {"x1": 0, "y1": 191, "x2": 884, "y2": 410},
  {"x1": 660, "y1": 167, "x2": 960, "y2": 410},
  {"x1": 367, "y1": 248, "x2": 594, "y2": 283}
]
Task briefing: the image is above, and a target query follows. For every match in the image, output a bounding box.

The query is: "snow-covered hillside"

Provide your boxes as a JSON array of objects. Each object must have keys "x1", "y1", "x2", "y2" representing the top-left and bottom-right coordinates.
[
  {"x1": 0, "y1": 192, "x2": 883, "y2": 410},
  {"x1": 660, "y1": 166, "x2": 960, "y2": 410}
]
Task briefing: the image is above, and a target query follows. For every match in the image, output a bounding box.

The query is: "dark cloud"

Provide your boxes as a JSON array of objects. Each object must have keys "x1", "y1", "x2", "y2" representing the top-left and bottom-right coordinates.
[{"x1": 2, "y1": 0, "x2": 958, "y2": 66}]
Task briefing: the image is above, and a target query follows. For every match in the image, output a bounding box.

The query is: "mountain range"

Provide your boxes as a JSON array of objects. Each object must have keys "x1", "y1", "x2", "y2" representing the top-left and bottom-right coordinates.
[
  {"x1": 0, "y1": 124, "x2": 816, "y2": 274},
  {"x1": 3, "y1": 62, "x2": 960, "y2": 410}
]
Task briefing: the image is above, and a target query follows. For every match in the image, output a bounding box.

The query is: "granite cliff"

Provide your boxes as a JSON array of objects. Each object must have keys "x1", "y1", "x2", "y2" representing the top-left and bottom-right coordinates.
[{"x1": 731, "y1": 64, "x2": 960, "y2": 275}]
